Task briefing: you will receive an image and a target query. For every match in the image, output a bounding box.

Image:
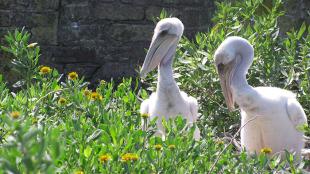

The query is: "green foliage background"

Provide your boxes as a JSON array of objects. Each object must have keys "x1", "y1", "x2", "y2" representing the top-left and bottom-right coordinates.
[
  {"x1": 0, "y1": 0, "x2": 309, "y2": 173},
  {"x1": 147, "y1": 0, "x2": 309, "y2": 133}
]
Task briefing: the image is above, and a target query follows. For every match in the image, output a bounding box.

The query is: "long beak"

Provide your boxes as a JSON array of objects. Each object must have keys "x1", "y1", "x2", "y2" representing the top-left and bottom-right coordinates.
[
  {"x1": 217, "y1": 60, "x2": 236, "y2": 111},
  {"x1": 140, "y1": 33, "x2": 178, "y2": 77}
]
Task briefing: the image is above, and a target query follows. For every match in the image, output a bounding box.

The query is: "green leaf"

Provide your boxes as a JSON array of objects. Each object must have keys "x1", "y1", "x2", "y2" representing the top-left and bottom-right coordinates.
[
  {"x1": 87, "y1": 129, "x2": 102, "y2": 143},
  {"x1": 296, "y1": 123, "x2": 308, "y2": 133},
  {"x1": 297, "y1": 22, "x2": 306, "y2": 40},
  {"x1": 84, "y1": 146, "x2": 92, "y2": 158},
  {"x1": 1, "y1": 46, "x2": 12, "y2": 53},
  {"x1": 109, "y1": 126, "x2": 117, "y2": 145},
  {"x1": 23, "y1": 128, "x2": 39, "y2": 143},
  {"x1": 123, "y1": 96, "x2": 129, "y2": 103}
]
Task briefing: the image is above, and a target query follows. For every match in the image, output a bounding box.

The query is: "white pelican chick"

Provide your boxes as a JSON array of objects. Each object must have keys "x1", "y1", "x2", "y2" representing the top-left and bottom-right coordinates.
[
  {"x1": 140, "y1": 18, "x2": 201, "y2": 140},
  {"x1": 214, "y1": 36, "x2": 307, "y2": 158}
]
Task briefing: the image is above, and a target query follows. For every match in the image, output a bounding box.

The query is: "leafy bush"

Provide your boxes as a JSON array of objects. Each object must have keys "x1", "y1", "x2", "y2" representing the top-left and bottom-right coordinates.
[
  {"x1": 144, "y1": 0, "x2": 309, "y2": 133},
  {"x1": 1, "y1": 28, "x2": 40, "y2": 89},
  {"x1": 0, "y1": 0, "x2": 309, "y2": 173}
]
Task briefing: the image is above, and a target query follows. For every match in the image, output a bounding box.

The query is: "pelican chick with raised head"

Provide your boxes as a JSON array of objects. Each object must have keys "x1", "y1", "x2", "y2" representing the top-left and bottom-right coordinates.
[{"x1": 140, "y1": 18, "x2": 201, "y2": 140}]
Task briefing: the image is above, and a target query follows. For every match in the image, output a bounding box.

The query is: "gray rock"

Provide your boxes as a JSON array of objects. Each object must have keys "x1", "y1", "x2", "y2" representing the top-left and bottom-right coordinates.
[
  {"x1": 0, "y1": 10, "x2": 10, "y2": 26},
  {"x1": 107, "y1": 24, "x2": 153, "y2": 42},
  {"x1": 93, "y1": 3, "x2": 144, "y2": 20}
]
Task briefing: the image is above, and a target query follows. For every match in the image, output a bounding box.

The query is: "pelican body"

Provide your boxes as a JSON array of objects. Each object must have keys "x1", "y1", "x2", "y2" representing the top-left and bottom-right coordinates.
[
  {"x1": 214, "y1": 36, "x2": 307, "y2": 158},
  {"x1": 140, "y1": 18, "x2": 200, "y2": 140}
]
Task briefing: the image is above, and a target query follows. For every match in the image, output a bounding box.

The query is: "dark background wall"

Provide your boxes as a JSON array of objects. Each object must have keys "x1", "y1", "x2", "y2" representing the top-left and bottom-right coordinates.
[
  {"x1": 0, "y1": 0, "x2": 214, "y2": 84},
  {"x1": 0, "y1": 0, "x2": 309, "y2": 84}
]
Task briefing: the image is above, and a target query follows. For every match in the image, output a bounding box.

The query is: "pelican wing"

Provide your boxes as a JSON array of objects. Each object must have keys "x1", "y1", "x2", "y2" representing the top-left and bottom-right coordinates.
[
  {"x1": 188, "y1": 96, "x2": 201, "y2": 140},
  {"x1": 188, "y1": 96, "x2": 198, "y2": 123},
  {"x1": 286, "y1": 98, "x2": 308, "y2": 131}
]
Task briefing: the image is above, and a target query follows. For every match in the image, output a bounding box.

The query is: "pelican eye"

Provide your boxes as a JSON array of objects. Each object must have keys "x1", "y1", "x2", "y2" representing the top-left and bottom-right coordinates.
[
  {"x1": 159, "y1": 30, "x2": 168, "y2": 36},
  {"x1": 217, "y1": 63, "x2": 225, "y2": 72}
]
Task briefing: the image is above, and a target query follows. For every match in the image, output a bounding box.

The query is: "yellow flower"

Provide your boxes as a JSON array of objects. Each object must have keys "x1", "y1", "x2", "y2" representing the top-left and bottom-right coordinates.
[
  {"x1": 27, "y1": 42, "x2": 38, "y2": 48},
  {"x1": 99, "y1": 154, "x2": 111, "y2": 163},
  {"x1": 141, "y1": 113, "x2": 149, "y2": 119},
  {"x1": 68, "y1": 72, "x2": 78, "y2": 80},
  {"x1": 74, "y1": 171, "x2": 84, "y2": 174},
  {"x1": 121, "y1": 153, "x2": 139, "y2": 162},
  {"x1": 154, "y1": 144, "x2": 163, "y2": 151},
  {"x1": 58, "y1": 97, "x2": 67, "y2": 105},
  {"x1": 83, "y1": 88, "x2": 91, "y2": 96},
  {"x1": 261, "y1": 147, "x2": 272, "y2": 154},
  {"x1": 90, "y1": 92, "x2": 103, "y2": 101},
  {"x1": 10, "y1": 111, "x2": 20, "y2": 119},
  {"x1": 40, "y1": 66, "x2": 52, "y2": 75},
  {"x1": 168, "y1": 144, "x2": 176, "y2": 150}
]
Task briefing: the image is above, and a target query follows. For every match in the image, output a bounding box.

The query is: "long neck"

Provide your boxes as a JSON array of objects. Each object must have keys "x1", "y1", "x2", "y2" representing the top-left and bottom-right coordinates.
[
  {"x1": 157, "y1": 58, "x2": 179, "y2": 92},
  {"x1": 230, "y1": 43, "x2": 254, "y2": 92}
]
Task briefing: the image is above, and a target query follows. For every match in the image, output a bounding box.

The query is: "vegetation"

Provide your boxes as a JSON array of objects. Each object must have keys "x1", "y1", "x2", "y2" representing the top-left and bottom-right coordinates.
[{"x1": 0, "y1": 0, "x2": 309, "y2": 173}]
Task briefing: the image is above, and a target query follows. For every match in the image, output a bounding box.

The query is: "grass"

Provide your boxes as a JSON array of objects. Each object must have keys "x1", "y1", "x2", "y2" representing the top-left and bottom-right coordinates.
[{"x1": 0, "y1": 0, "x2": 309, "y2": 173}]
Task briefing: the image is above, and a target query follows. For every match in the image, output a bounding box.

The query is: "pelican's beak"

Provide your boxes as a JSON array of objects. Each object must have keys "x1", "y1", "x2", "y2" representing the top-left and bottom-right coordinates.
[
  {"x1": 140, "y1": 32, "x2": 178, "y2": 77},
  {"x1": 217, "y1": 60, "x2": 236, "y2": 111}
]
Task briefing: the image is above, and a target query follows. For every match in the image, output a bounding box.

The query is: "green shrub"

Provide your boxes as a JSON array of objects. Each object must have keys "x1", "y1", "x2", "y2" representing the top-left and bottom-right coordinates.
[{"x1": 0, "y1": 0, "x2": 309, "y2": 173}]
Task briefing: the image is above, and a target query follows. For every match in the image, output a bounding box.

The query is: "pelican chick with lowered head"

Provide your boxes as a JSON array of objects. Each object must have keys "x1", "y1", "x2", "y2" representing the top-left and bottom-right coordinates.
[{"x1": 214, "y1": 36, "x2": 307, "y2": 159}]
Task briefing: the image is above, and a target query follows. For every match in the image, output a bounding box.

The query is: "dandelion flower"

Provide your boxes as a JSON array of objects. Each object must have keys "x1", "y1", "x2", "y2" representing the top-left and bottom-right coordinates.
[
  {"x1": 58, "y1": 97, "x2": 67, "y2": 105},
  {"x1": 261, "y1": 147, "x2": 272, "y2": 154},
  {"x1": 40, "y1": 66, "x2": 52, "y2": 75},
  {"x1": 99, "y1": 154, "x2": 111, "y2": 163},
  {"x1": 90, "y1": 92, "x2": 103, "y2": 101},
  {"x1": 10, "y1": 111, "x2": 20, "y2": 119},
  {"x1": 154, "y1": 144, "x2": 163, "y2": 151},
  {"x1": 141, "y1": 113, "x2": 149, "y2": 119},
  {"x1": 168, "y1": 144, "x2": 176, "y2": 150},
  {"x1": 74, "y1": 171, "x2": 84, "y2": 174},
  {"x1": 68, "y1": 72, "x2": 78, "y2": 80},
  {"x1": 27, "y1": 42, "x2": 38, "y2": 48},
  {"x1": 121, "y1": 153, "x2": 139, "y2": 162}
]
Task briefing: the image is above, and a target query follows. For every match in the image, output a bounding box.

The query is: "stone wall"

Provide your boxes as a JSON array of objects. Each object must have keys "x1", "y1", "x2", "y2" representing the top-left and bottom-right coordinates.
[
  {"x1": 0, "y1": 0, "x2": 308, "y2": 85},
  {"x1": 278, "y1": 0, "x2": 310, "y2": 34},
  {"x1": 0, "y1": 0, "x2": 214, "y2": 84}
]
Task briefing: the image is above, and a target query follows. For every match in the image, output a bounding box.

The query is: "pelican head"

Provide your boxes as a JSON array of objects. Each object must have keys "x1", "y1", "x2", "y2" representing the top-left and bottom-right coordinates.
[
  {"x1": 140, "y1": 18, "x2": 184, "y2": 77},
  {"x1": 214, "y1": 36, "x2": 254, "y2": 111}
]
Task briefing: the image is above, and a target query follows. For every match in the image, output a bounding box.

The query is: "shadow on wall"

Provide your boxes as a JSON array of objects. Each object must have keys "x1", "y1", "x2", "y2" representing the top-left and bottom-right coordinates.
[{"x1": 0, "y1": 0, "x2": 214, "y2": 85}]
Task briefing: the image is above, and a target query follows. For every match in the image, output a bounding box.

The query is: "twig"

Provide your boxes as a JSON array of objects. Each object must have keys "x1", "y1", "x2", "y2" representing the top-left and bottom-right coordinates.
[
  {"x1": 223, "y1": 136, "x2": 242, "y2": 151},
  {"x1": 207, "y1": 116, "x2": 258, "y2": 174}
]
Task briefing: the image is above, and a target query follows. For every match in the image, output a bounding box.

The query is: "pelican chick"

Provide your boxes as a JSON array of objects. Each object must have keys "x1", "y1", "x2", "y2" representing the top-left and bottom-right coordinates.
[
  {"x1": 214, "y1": 36, "x2": 307, "y2": 159},
  {"x1": 140, "y1": 18, "x2": 201, "y2": 140}
]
